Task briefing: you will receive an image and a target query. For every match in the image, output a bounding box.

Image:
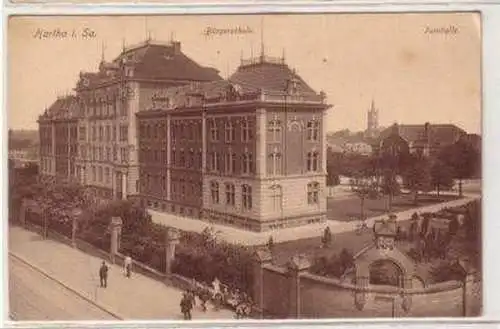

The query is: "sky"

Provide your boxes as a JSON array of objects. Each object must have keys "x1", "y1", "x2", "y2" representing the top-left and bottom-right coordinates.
[{"x1": 8, "y1": 13, "x2": 482, "y2": 134}]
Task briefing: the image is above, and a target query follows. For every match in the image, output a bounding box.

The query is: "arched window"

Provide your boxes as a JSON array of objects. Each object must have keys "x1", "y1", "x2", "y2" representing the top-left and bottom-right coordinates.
[
  {"x1": 242, "y1": 184, "x2": 252, "y2": 210},
  {"x1": 307, "y1": 182, "x2": 320, "y2": 204},
  {"x1": 270, "y1": 185, "x2": 283, "y2": 212}
]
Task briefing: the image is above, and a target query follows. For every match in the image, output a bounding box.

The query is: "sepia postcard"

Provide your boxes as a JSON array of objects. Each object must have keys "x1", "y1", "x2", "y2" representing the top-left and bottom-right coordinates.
[{"x1": 7, "y1": 13, "x2": 482, "y2": 322}]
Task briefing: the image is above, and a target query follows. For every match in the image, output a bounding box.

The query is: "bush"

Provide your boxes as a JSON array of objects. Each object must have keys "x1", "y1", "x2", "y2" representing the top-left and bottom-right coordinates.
[
  {"x1": 429, "y1": 261, "x2": 466, "y2": 283},
  {"x1": 172, "y1": 237, "x2": 254, "y2": 294},
  {"x1": 310, "y1": 248, "x2": 354, "y2": 278}
]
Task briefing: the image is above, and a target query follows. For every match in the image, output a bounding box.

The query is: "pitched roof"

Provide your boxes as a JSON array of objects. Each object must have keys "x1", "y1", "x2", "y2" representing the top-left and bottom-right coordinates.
[
  {"x1": 41, "y1": 95, "x2": 79, "y2": 120},
  {"x1": 380, "y1": 123, "x2": 466, "y2": 147},
  {"x1": 78, "y1": 40, "x2": 223, "y2": 89},
  {"x1": 229, "y1": 58, "x2": 317, "y2": 96},
  {"x1": 120, "y1": 42, "x2": 222, "y2": 81}
]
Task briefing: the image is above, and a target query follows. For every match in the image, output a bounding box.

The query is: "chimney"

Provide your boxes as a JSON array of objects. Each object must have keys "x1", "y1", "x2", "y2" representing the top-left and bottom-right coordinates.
[{"x1": 172, "y1": 41, "x2": 181, "y2": 55}]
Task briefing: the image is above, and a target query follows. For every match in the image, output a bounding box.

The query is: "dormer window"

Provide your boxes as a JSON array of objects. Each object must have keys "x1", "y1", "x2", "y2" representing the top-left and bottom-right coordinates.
[{"x1": 286, "y1": 76, "x2": 298, "y2": 95}]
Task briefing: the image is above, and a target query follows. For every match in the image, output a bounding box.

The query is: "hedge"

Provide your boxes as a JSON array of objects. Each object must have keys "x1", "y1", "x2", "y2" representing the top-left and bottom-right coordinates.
[{"x1": 13, "y1": 176, "x2": 255, "y2": 294}]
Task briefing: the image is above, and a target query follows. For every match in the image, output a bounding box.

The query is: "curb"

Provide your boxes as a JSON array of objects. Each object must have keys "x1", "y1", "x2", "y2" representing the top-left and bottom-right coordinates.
[{"x1": 9, "y1": 251, "x2": 124, "y2": 321}]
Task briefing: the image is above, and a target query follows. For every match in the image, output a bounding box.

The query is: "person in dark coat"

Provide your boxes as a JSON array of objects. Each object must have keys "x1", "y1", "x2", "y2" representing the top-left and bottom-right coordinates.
[
  {"x1": 99, "y1": 261, "x2": 109, "y2": 288},
  {"x1": 180, "y1": 291, "x2": 193, "y2": 320}
]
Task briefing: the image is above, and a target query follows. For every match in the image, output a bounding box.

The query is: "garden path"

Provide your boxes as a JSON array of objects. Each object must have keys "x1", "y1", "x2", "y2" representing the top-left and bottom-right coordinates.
[
  {"x1": 150, "y1": 193, "x2": 480, "y2": 246},
  {"x1": 9, "y1": 226, "x2": 235, "y2": 321}
]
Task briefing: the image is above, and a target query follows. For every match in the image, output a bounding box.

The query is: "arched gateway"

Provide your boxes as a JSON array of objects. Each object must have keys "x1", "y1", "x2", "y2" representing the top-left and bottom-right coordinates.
[{"x1": 352, "y1": 217, "x2": 415, "y2": 312}]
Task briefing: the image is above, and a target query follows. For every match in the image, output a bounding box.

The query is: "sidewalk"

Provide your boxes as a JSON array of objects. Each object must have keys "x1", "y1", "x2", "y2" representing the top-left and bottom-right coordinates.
[
  {"x1": 150, "y1": 194, "x2": 480, "y2": 246},
  {"x1": 9, "y1": 226, "x2": 235, "y2": 321}
]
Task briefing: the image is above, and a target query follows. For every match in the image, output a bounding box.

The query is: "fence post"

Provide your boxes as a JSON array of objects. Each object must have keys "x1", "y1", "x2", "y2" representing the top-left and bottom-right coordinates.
[
  {"x1": 463, "y1": 272, "x2": 476, "y2": 316},
  {"x1": 165, "y1": 227, "x2": 180, "y2": 275},
  {"x1": 252, "y1": 248, "x2": 272, "y2": 318},
  {"x1": 287, "y1": 255, "x2": 310, "y2": 319},
  {"x1": 109, "y1": 217, "x2": 123, "y2": 264}
]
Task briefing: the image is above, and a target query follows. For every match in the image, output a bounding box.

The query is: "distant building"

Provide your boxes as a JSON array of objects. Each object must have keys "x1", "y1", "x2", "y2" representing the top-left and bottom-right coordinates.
[
  {"x1": 378, "y1": 122, "x2": 467, "y2": 157},
  {"x1": 365, "y1": 100, "x2": 380, "y2": 138},
  {"x1": 459, "y1": 133, "x2": 481, "y2": 153},
  {"x1": 38, "y1": 38, "x2": 331, "y2": 232}
]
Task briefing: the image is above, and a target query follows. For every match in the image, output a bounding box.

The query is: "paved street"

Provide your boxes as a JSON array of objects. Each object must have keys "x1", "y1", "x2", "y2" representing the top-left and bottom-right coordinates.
[
  {"x1": 9, "y1": 255, "x2": 116, "y2": 321},
  {"x1": 9, "y1": 227, "x2": 235, "y2": 321}
]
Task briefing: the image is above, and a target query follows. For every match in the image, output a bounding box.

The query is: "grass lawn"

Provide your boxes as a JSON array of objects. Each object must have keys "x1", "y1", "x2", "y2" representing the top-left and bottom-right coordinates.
[
  {"x1": 270, "y1": 226, "x2": 381, "y2": 267},
  {"x1": 327, "y1": 193, "x2": 460, "y2": 222}
]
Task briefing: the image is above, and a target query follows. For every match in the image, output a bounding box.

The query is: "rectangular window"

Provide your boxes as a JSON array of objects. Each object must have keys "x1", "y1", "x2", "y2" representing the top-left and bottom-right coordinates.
[
  {"x1": 211, "y1": 152, "x2": 220, "y2": 171},
  {"x1": 242, "y1": 152, "x2": 254, "y2": 175},
  {"x1": 225, "y1": 183, "x2": 235, "y2": 206},
  {"x1": 307, "y1": 182, "x2": 320, "y2": 204},
  {"x1": 210, "y1": 120, "x2": 219, "y2": 142},
  {"x1": 242, "y1": 119, "x2": 253, "y2": 142},
  {"x1": 79, "y1": 127, "x2": 86, "y2": 141},
  {"x1": 121, "y1": 147, "x2": 129, "y2": 164},
  {"x1": 105, "y1": 167, "x2": 110, "y2": 184},
  {"x1": 179, "y1": 150, "x2": 185, "y2": 167},
  {"x1": 211, "y1": 181, "x2": 219, "y2": 204},
  {"x1": 307, "y1": 121, "x2": 320, "y2": 141},
  {"x1": 225, "y1": 121, "x2": 234, "y2": 142},
  {"x1": 121, "y1": 101, "x2": 127, "y2": 117},
  {"x1": 224, "y1": 152, "x2": 236, "y2": 174},
  {"x1": 268, "y1": 119, "x2": 282, "y2": 142},
  {"x1": 306, "y1": 152, "x2": 319, "y2": 172},
  {"x1": 242, "y1": 184, "x2": 252, "y2": 210},
  {"x1": 120, "y1": 125, "x2": 128, "y2": 142},
  {"x1": 269, "y1": 151, "x2": 282, "y2": 176}
]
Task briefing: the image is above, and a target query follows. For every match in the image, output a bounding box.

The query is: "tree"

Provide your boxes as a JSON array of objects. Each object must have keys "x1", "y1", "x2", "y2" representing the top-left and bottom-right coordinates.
[
  {"x1": 350, "y1": 157, "x2": 378, "y2": 222},
  {"x1": 430, "y1": 159, "x2": 455, "y2": 197},
  {"x1": 326, "y1": 164, "x2": 341, "y2": 186},
  {"x1": 380, "y1": 169, "x2": 401, "y2": 212},
  {"x1": 439, "y1": 140, "x2": 480, "y2": 197},
  {"x1": 403, "y1": 155, "x2": 432, "y2": 205},
  {"x1": 377, "y1": 131, "x2": 411, "y2": 212}
]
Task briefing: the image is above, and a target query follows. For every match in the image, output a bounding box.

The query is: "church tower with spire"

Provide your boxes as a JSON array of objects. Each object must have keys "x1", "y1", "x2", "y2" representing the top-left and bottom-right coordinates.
[{"x1": 366, "y1": 99, "x2": 380, "y2": 138}]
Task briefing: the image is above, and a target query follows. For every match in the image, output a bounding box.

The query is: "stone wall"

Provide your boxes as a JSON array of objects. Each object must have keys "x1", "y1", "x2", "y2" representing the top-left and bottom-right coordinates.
[{"x1": 252, "y1": 254, "x2": 481, "y2": 319}]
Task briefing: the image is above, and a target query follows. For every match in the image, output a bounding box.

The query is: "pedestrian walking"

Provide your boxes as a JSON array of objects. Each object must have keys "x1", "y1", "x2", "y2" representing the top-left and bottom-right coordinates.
[
  {"x1": 180, "y1": 291, "x2": 193, "y2": 320},
  {"x1": 99, "y1": 261, "x2": 109, "y2": 288},
  {"x1": 124, "y1": 255, "x2": 132, "y2": 278}
]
